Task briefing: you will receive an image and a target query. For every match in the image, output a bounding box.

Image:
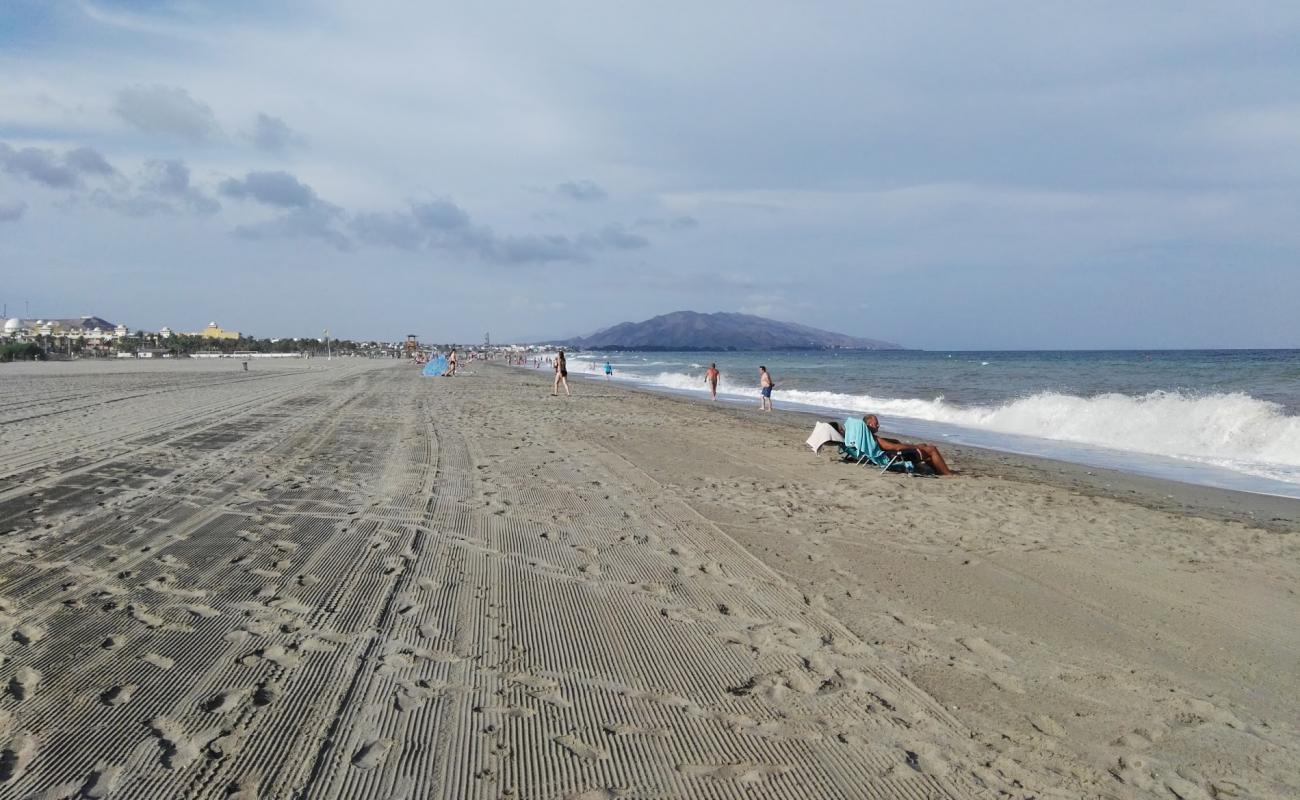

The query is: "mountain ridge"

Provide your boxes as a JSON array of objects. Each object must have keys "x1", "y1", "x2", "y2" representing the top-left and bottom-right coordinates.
[{"x1": 555, "y1": 311, "x2": 903, "y2": 351}]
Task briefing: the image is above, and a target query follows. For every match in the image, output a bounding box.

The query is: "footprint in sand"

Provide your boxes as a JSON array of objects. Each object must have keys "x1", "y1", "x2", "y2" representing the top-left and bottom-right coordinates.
[
  {"x1": 239, "y1": 645, "x2": 299, "y2": 671},
  {"x1": 554, "y1": 734, "x2": 608, "y2": 760},
  {"x1": 270, "y1": 597, "x2": 313, "y2": 614},
  {"x1": 8, "y1": 667, "x2": 42, "y2": 701},
  {"x1": 958, "y1": 636, "x2": 1013, "y2": 663},
  {"x1": 1029, "y1": 715, "x2": 1067, "y2": 738},
  {"x1": 253, "y1": 680, "x2": 284, "y2": 707},
  {"x1": 12, "y1": 624, "x2": 46, "y2": 645},
  {"x1": 0, "y1": 733, "x2": 38, "y2": 784},
  {"x1": 183, "y1": 603, "x2": 220, "y2": 619},
  {"x1": 81, "y1": 762, "x2": 122, "y2": 798},
  {"x1": 417, "y1": 623, "x2": 442, "y2": 639},
  {"x1": 224, "y1": 773, "x2": 262, "y2": 800},
  {"x1": 351, "y1": 738, "x2": 393, "y2": 769},
  {"x1": 891, "y1": 739, "x2": 951, "y2": 777},
  {"x1": 100, "y1": 683, "x2": 137, "y2": 707},
  {"x1": 677, "y1": 763, "x2": 793, "y2": 785},
  {"x1": 141, "y1": 653, "x2": 175, "y2": 670},
  {"x1": 603, "y1": 722, "x2": 671, "y2": 738},
  {"x1": 203, "y1": 687, "x2": 253, "y2": 714},
  {"x1": 473, "y1": 705, "x2": 535, "y2": 719},
  {"x1": 148, "y1": 717, "x2": 222, "y2": 769},
  {"x1": 567, "y1": 790, "x2": 633, "y2": 800},
  {"x1": 396, "y1": 599, "x2": 423, "y2": 617},
  {"x1": 127, "y1": 603, "x2": 167, "y2": 629}
]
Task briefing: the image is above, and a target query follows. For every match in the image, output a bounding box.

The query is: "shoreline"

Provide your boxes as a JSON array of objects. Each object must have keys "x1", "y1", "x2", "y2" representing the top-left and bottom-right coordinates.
[
  {"x1": 544, "y1": 364, "x2": 1300, "y2": 534},
  {"x1": 554, "y1": 349, "x2": 1300, "y2": 501}
]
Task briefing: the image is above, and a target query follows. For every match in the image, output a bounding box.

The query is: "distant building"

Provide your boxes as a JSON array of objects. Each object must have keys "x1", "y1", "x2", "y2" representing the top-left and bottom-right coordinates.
[
  {"x1": 159, "y1": 326, "x2": 173, "y2": 339},
  {"x1": 2, "y1": 315, "x2": 122, "y2": 344},
  {"x1": 195, "y1": 321, "x2": 240, "y2": 340}
]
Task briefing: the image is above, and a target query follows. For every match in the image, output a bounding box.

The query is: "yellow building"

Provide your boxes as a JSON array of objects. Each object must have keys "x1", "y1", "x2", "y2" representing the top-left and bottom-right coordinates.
[{"x1": 197, "y1": 321, "x2": 240, "y2": 340}]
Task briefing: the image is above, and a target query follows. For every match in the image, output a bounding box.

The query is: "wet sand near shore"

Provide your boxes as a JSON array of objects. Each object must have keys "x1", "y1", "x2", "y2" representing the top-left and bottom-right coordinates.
[{"x1": 1, "y1": 359, "x2": 1296, "y2": 799}]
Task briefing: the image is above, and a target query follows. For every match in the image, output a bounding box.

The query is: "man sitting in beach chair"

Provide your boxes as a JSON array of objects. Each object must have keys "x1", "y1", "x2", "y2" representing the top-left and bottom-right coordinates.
[{"x1": 833, "y1": 415, "x2": 953, "y2": 476}]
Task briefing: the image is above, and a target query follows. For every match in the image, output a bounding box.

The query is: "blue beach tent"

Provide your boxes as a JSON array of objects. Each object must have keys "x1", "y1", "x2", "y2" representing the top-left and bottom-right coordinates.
[{"x1": 422, "y1": 356, "x2": 449, "y2": 376}]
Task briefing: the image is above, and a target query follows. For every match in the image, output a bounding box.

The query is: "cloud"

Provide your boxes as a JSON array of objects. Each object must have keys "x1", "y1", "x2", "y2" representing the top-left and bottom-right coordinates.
[
  {"x1": 219, "y1": 169, "x2": 350, "y2": 248},
  {"x1": 351, "y1": 200, "x2": 649, "y2": 264},
  {"x1": 0, "y1": 201, "x2": 26, "y2": 222},
  {"x1": 0, "y1": 142, "x2": 117, "y2": 188},
  {"x1": 114, "y1": 84, "x2": 219, "y2": 142},
  {"x1": 219, "y1": 170, "x2": 319, "y2": 208},
  {"x1": 235, "y1": 205, "x2": 353, "y2": 251},
  {"x1": 555, "y1": 179, "x2": 607, "y2": 202},
  {"x1": 352, "y1": 199, "x2": 495, "y2": 255},
  {"x1": 64, "y1": 147, "x2": 117, "y2": 176},
  {"x1": 0, "y1": 144, "x2": 77, "y2": 187},
  {"x1": 141, "y1": 159, "x2": 220, "y2": 214},
  {"x1": 249, "y1": 113, "x2": 305, "y2": 154},
  {"x1": 411, "y1": 199, "x2": 472, "y2": 231},
  {"x1": 87, "y1": 159, "x2": 221, "y2": 217}
]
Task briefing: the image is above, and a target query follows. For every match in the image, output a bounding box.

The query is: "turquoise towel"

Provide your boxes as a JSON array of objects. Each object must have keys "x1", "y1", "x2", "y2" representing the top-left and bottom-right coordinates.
[
  {"x1": 842, "y1": 417, "x2": 873, "y2": 459},
  {"x1": 842, "y1": 417, "x2": 908, "y2": 469}
]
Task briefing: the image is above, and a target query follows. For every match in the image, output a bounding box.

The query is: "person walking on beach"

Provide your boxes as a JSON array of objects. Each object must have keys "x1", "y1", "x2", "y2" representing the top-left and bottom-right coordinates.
[
  {"x1": 553, "y1": 350, "x2": 571, "y2": 397},
  {"x1": 447, "y1": 348, "x2": 458, "y2": 376},
  {"x1": 758, "y1": 366, "x2": 774, "y2": 411},
  {"x1": 604, "y1": 360, "x2": 614, "y2": 379},
  {"x1": 705, "y1": 363, "x2": 720, "y2": 400}
]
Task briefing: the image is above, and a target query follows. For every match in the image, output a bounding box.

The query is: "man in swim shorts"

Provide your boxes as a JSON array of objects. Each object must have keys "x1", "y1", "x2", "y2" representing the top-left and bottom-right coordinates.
[
  {"x1": 864, "y1": 415, "x2": 953, "y2": 475},
  {"x1": 705, "y1": 363, "x2": 719, "y2": 400}
]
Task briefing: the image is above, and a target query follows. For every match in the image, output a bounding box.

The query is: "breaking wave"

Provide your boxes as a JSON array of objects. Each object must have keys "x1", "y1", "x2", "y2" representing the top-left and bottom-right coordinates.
[{"x1": 628, "y1": 370, "x2": 1300, "y2": 484}]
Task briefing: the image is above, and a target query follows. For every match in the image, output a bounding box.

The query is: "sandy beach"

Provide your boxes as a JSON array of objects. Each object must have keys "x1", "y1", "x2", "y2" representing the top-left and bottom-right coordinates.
[{"x1": 1, "y1": 359, "x2": 1296, "y2": 799}]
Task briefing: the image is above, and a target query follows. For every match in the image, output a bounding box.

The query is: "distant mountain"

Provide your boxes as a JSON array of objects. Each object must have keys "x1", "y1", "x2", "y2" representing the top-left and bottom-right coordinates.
[{"x1": 558, "y1": 311, "x2": 902, "y2": 351}]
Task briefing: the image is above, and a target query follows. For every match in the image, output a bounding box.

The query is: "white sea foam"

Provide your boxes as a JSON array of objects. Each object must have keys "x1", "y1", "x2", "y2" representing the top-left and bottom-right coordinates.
[{"x1": 621, "y1": 370, "x2": 1300, "y2": 485}]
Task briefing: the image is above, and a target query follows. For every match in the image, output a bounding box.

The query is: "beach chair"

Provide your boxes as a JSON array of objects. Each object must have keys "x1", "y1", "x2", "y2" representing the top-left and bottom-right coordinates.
[{"x1": 839, "y1": 417, "x2": 916, "y2": 474}]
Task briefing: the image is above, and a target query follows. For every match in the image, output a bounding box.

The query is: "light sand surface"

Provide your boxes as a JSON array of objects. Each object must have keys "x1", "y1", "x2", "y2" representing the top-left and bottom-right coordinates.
[{"x1": 0, "y1": 360, "x2": 1295, "y2": 799}]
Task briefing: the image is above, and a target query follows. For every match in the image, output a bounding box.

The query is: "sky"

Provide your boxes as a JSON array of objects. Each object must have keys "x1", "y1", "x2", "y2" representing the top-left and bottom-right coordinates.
[{"x1": 2, "y1": 1, "x2": 1299, "y2": 349}]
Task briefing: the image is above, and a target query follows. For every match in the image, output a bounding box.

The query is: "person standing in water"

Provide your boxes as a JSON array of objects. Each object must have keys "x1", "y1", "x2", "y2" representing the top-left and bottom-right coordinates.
[
  {"x1": 553, "y1": 350, "x2": 571, "y2": 397},
  {"x1": 758, "y1": 365, "x2": 774, "y2": 411},
  {"x1": 704, "y1": 363, "x2": 720, "y2": 400},
  {"x1": 603, "y1": 360, "x2": 614, "y2": 379}
]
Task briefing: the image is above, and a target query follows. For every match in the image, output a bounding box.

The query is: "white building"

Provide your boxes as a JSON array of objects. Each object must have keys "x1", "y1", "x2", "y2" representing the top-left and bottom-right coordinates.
[{"x1": 1, "y1": 316, "x2": 129, "y2": 348}]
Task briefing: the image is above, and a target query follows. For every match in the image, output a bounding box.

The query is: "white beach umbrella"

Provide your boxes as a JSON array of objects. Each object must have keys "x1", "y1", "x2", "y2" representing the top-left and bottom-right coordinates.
[{"x1": 805, "y1": 422, "x2": 844, "y2": 452}]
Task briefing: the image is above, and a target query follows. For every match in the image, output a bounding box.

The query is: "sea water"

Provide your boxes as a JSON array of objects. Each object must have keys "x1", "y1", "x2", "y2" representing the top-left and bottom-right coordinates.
[{"x1": 561, "y1": 349, "x2": 1300, "y2": 498}]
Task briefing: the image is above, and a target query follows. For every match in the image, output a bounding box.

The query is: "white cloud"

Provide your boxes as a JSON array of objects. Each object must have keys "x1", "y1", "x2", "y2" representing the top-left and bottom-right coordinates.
[{"x1": 114, "y1": 85, "x2": 220, "y2": 142}]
